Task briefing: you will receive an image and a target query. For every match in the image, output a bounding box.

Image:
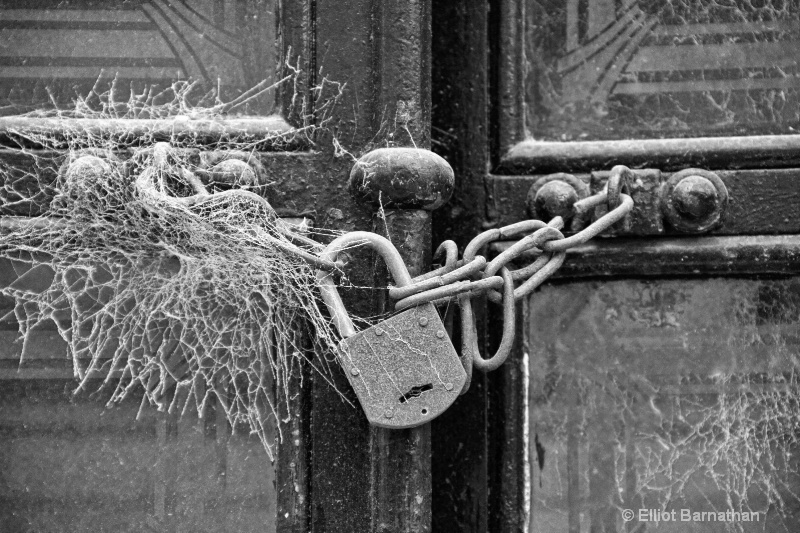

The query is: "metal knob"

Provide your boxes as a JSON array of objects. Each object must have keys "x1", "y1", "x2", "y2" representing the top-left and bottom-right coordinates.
[
  {"x1": 526, "y1": 173, "x2": 589, "y2": 222},
  {"x1": 661, "y1": 168, "x2": 727, "y2": 233}
]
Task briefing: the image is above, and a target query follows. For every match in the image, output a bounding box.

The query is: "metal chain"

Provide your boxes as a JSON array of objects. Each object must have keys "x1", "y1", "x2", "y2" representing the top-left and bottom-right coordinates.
[
  {"x1": 392, "y1": 171, "x2": 633, "y2": 392},
  {"x1": 313, "y1": 167, "x2": 635, "y2": 393}
]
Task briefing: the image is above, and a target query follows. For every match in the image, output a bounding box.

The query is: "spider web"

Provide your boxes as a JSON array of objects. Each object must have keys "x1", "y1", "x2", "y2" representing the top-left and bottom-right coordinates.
[{"x1": 0, "y1": 75, "x2": 350, "y2": 459}]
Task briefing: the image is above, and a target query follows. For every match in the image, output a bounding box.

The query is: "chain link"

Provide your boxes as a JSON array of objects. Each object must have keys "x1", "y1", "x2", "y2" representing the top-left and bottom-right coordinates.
[
  {"x1": 315, "y1": 168, "x2": 636, "y2": 393},
  {"x1": 393, "y1": 176, "x2": 634, "y2": 391}
]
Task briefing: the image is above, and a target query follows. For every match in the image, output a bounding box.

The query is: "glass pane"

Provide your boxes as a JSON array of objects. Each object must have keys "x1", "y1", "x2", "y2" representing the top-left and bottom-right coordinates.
[
  {"x1": 527, "y1": 278, "x2": 800, "y2": 532},
  {"x1": 0, "y1": 258, "x2": 279, "y2": 532},
  {"x1": 0, "y1": 381, "x2": 277, "y2": 532},
  {"x1": 0, "y1": 0, "x2": 277, "y2": 114},
  {"x1": 528, "y1": 1, "x2": 800, "y2": 140}
]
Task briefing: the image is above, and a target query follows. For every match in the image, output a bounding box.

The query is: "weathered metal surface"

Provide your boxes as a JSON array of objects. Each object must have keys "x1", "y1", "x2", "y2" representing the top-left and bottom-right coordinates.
[
  {"x1": 497, "y1": 135, "x2": 800, "y2": 175},
  {"x1": 491, "y1": 235, "x2": 800, "y2": 278},
  {"x1": 350, "y1": 147, "x2": 455, "y2": 210},
  {"x1": 430, "y1": 1, "x2": 493, "y2": 528},
  {"x1": 338, "y1": 303, "x2": 465, "y2": 428},
  {"x1": 524, "y1": 279, "x2": 800, "y2": 532},
  {"x1": 488, "y1": 168, "x2": 800, "y2": 235},
  {"x1": 276, "y1": 328, "x2": 312, "y2": 533},
  {"x1": 369, "y1": 210, "x2": 434, "y2": 533},
  {"x1": 0, "y1": 149, "x2": 354, "y2": 219},
  {"x1": 309, "y1": 0, "x2": 439, "y2": 530},
  {"x1": 0, "y1": 116, "x2": 299, "y2": 150}
]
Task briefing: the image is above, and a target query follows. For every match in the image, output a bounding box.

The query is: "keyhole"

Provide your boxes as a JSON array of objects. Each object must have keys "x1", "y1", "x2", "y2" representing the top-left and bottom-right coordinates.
[
  {"x1": 421, "y1": 408, "x2": 428, "y2": 415},
  {"x1": 399, "y1": 383, "x2": 433, "y2": 403}
]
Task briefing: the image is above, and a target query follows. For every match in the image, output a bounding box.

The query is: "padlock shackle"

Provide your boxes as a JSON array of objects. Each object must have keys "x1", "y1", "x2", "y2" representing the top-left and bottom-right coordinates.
[{"x1": 316, "y1": 231, "x2": 412, "y2": 338}]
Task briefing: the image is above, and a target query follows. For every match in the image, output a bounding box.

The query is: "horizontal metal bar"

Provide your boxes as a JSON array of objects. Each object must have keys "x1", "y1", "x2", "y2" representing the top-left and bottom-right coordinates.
[
  {"x1": 487, "y1": 168, "x2": 800, "y2": 236},
  {"x1": 0, "y1": 148, "x2": 332, "y2": 218},
  {"x1": 497, "y1": 135, "x2": 800, "y2": 174},
  {"x1": 1, "y1": 215, "x2": 313, "y2": 233},
  {"x1": 0, "y1": 115, "x2": 301, "y2": 150},
  {"x1": 491, "y1": 235, "x2": 800, "y2": 278}
]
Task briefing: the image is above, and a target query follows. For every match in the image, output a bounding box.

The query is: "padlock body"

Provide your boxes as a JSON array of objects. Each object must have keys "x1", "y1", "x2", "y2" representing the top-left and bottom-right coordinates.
[{"x1": 338, "y1": 302, "x2": 466, "y2": 428}]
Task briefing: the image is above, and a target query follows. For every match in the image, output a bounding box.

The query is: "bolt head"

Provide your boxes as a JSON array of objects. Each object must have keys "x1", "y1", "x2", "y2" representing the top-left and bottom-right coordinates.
[
  {"x1": 208, "y1": 158, "x2": 257, "y2": 187},
  {"x1": 384, "y1": 409, "x2": 394, "y2": 419},
  {"x1": 375, "y1": 328, "x2": 384, "y2": 336},
  {"x1": 350, "y1": 367, "x2": 360, "y2": 376},
  {"x1": 673, "y1": 175, "x2": 718, "y2": 220},
  {"x1": 436, "y1": 330, "x2": 445, "y2": 339},
  {"x1": 418, "y1": 317, "x2": 429, "y2": 327},
  {"x1": 533, "y1": 180, "x2": 579, "y2": 220},
  {"x1": 445, "y1": 383, "x2": 454, "y2": 391}
]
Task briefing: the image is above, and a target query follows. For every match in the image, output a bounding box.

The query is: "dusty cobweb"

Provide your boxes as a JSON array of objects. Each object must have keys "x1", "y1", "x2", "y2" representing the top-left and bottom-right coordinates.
[
  {"x1": 531, "y1": 279, "x2": 800, "y2": 532},
  {"x1": 0, "y1": 73, "x2": 355, "y2": 458}
]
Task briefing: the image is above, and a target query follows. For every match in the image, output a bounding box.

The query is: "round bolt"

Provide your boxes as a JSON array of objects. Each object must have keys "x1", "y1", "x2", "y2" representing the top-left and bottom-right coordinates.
[
  {"x1": 207, "y1": 158, "x2": 257, "y2": 188},
  {"x1": 350, "y1": 367, "x2": 360, "y2": 376},
  {"x1": 63, "y1": 155, "x2": 112, "y2": 189},
  {"x1": 384, "y1": 409, "x2": 394, "y2": 419},
  {"x1": 672, "y1": 175, "x2": 718, "y2": 220},
  {"x1": 526, "y1": 173, "x2": 589, "y2": 222},
  {"x1": 535, "y1": 180, "x2": 578, "y2": 219},
  {"x1": 661, "y1": 168, "x2": 728, "y2": 234},
  {"x1": 445, "y1": 382, "x2": 454, "y2": 391},
  {"x1": 436, "y1": 330, "x2": 445, "y2": 339},
  {"x1": 418, "y1": 317, "x2": 429, "y2": 327},
  {"x1": 375, "y1": 329, "x2": 384, "y2": 336}
]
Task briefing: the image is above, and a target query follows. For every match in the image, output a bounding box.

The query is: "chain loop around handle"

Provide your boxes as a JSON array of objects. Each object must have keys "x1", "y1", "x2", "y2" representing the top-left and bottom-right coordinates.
[
  {"x1": 458, "y1": 266, "x2": 516, "y2": 392},
  {"x1": 606, "y1": 165, "x2": 634, "y2": 210}
]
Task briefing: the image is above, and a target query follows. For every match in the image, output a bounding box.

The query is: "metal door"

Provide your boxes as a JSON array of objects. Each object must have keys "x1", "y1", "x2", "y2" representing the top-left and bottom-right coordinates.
[
  {"x1": 427, "y1": 0, "x2": 800, "y2": 531},
  {"x1": 0, "y1": 1, "x2": 442, "y2": 531}
]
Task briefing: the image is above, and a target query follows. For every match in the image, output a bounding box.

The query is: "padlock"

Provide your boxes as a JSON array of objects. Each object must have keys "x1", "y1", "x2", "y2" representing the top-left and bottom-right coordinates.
[{"x1": 316, "y1": 231, "x2": 466, "y2": 429}]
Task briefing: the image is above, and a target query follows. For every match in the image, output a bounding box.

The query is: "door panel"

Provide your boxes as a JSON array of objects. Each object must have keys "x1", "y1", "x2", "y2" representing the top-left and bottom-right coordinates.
[
  {"x1": 526, "y1": 278, "x2": 800, "y2": 532},
  {"x1": 483, "y1": 1, "x2": 800, "y2": 531},
  {"x1": 0, "y1": 2, "x2": 293, "y2": 531},
  {"x1": 0, "y1": 1, "x2": 442, "y2": 531}
]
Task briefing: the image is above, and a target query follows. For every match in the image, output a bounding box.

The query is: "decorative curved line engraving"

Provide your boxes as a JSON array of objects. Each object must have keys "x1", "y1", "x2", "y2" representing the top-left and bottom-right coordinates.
[
  {"x1": 168, "y1": 1, "x2": 240, "y2": 55},
  {"x1": 558, "y1": 7, "x2": 654, "y2": 104},
  {"x1": 0, "y1": 3, "x2": 247, "y2": 87},
  {"x1": 555, "y1": 0, "x2": 800, "y2": 104},
  {"x1": 558, "y1": 6, "x2": 643, "y2": 74},
  {"x1": 147, "y1": 0, "x2": 245, "y2": 86},
  {"x1": 141, "y1": 2, "x2": 207, "y2": 82}
]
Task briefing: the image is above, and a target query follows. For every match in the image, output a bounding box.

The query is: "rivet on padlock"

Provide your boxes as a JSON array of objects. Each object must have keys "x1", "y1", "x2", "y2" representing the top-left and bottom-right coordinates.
[{"x1": 316, "y1": 231, "x2": 466, "y2": 429}]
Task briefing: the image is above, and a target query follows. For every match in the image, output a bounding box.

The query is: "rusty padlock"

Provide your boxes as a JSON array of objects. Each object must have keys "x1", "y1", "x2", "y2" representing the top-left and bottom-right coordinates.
[{"x1": 316, "y1": 232, "x2": 466, "y2": 428}]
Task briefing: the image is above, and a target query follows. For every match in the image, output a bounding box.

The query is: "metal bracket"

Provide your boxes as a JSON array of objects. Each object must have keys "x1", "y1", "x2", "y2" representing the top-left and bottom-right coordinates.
[{"x1": 486, "y1": 165, "x2": 800, "y2": 237}]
